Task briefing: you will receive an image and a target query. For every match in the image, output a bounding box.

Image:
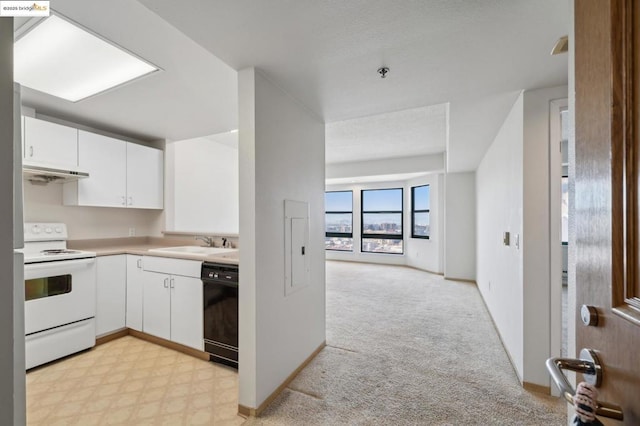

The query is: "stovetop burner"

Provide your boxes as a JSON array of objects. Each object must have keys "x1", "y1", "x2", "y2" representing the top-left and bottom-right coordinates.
[{"x1": 23, "y1": 222, "x2": 96, "y2": 264}]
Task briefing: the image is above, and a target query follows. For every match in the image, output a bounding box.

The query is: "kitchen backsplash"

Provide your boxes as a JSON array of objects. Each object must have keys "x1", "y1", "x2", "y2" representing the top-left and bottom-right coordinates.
[{"x1": 24, "y1": 180, "x2": 164, "y2": 239}]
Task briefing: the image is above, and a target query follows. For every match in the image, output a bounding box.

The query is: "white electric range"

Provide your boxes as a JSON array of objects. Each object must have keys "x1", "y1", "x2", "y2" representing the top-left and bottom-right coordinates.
[{"x1": 23, "y1": 223, "x2": 97, "y2": 369}]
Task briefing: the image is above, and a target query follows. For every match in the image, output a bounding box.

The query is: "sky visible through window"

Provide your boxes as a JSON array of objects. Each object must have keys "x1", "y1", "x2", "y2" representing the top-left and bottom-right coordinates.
[
  {"x1": 325, "y1": 191, "x2": 352, "y2": 211},
  {"x1": 413, "y1": 185, "x2": 430, "y2": 210},
  {"x1": 362, "y1": 188, "x2": 402, "y2": 211}
]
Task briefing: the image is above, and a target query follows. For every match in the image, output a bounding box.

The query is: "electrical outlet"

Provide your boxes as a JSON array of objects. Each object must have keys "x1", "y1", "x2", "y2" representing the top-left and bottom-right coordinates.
[{"x1": 128, "y1": 227, "x2": 136, "y2": 236}]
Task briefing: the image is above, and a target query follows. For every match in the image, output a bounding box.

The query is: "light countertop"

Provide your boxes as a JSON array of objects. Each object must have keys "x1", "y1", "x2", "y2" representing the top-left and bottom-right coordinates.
[{"x1": 68, "y1": 236, "x2": 239, "y2": 265}]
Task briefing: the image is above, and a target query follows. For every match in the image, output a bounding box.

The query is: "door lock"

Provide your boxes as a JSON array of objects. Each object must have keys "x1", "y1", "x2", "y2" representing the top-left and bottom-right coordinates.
[
  {"x1": 546, "y1": 348, "x2": 623, "y2": 420},
  {"x1": 581, "y1": 305, "x2": 599, "y2": 326}
]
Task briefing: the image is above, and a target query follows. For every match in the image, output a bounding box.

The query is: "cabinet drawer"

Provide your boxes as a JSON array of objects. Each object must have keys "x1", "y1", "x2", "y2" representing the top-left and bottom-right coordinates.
[{"x1": 143, "y1": 256, "x2": 201, "y2": 278}]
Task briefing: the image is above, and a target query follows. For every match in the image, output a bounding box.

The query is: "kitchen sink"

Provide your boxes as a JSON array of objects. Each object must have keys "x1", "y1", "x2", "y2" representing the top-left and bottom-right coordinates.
[{"x1": 148, "y1": 246, "x2": 237, "y2": 256}]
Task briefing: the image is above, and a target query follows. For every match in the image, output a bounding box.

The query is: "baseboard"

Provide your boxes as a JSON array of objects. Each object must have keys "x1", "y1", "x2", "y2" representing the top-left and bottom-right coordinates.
[
  {"x1": 444, "y1": 276, "x2": 477, "y2": 284},
  {"x1": 475, "y1": 290, "x2": 524, "y2": 384},
  {"x1": 95, "y1": 328, "x2": 129, "y2": 346},
  {"x1": 523, "y1": 381, "x2": 550, "y2": 395},
  {"x1": 406, "y1": 264, "x2": 444, "y2": 275},
  {"x1": 128, "y1": 329, "x2": 210, "y2": 361},
  {"x1": 238, "y1": 340, "x2": 326, "y2": 417},
  {"x1": 237, "y1": 404, "x2": 253, "y2": 418}
]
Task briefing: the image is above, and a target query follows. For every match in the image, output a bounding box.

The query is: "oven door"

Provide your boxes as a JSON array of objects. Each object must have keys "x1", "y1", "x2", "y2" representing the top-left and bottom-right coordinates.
[{"x1": 24, "y1": 258, "x2": 96, "y2": 335}]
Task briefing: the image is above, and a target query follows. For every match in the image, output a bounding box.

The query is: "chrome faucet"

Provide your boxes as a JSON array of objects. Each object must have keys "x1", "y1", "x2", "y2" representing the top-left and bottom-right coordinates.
[
  {"x1": 222, "y1": 238, "x2": 228, "y2": 248},
  {"x1": 195, "y1": 235, "x2": 215, "y2": 247}
]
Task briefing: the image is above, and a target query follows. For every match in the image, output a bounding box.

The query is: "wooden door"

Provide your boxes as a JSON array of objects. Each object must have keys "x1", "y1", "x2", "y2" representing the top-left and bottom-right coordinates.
[{"x1": 575, "y1": 0, "x2": 640, "y2": 423}]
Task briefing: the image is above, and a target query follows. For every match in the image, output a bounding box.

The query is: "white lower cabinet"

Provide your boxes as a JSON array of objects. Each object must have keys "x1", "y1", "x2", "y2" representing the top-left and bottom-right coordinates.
[
  {"x1": 142, "y1": 257, "x2": 203, "y2": 351},
  {"x1": 126, "y1": 255, "x2": 144, "y2": 331},
  {"x1": 169, "y1": 275, "x2": 204, "y2": 350},
  {"x1": 96, "y1": 255, "x2": 127, "y2": 337}
]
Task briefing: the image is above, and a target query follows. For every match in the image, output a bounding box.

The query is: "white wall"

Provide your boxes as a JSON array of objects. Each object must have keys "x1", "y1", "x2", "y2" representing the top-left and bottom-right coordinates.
[
  {"x1": 476, "y1": 85, "x2": 568, "y2": 388},
  {"x1": 476, "y1": 92, "x2": 525, "y2": 379},
  {"x1": 238, "y1": 68, "x2": 326, "y2": 409},
  {"x1": 167, "y1": 132, "x2": 239, "y2": 234},
  {"x1": 444, "y1": 172, "x2": 476, "y2": 280},
  {"x1": 23, "y1": 182, "x2": 164, "y2": 239},
  {"x1": 522, "y1": 85, "x2": 568, "y2": 387}
]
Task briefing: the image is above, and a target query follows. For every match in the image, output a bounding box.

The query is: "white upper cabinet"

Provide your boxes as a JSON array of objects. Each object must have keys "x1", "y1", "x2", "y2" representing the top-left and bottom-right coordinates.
[
  {"x1": 63, "y1": 130, "x2": 164, "y2": 209},
  {"x1": 126, "y1": 142, "x2": 164, "y2": 209},
  {"x1": 74, "y1": 131, "x2": 127, "y2": 207},
  {"x1": 23, "y1": 116, "x2": 78, "y2": 170}
]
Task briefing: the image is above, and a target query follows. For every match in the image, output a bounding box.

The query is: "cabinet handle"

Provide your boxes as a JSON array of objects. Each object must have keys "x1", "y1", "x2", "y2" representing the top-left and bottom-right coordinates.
[
  {"x1": 128, "y1": 196, "x2": 133, "y2": 206},
  {"x1": 29, "y1": 146, "x2": 33, "y2": 157},
  {"x1": 170, "y1": 278, "x2": 175, "y2": 289},
  {"x1": 121, "y1": 196, "x2": 126, "y2": 206},
  {"x1": 163, "y1": 278, "x2": 168, "y2": 288},
  {"x1": 137, "y1": 259, "x2": 142, "y2": 269}
]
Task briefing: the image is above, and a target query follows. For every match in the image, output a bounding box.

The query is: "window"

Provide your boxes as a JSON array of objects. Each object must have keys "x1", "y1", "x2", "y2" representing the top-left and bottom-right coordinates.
[
  {"x1": 361, "y1": 188, "x2": 403, "y2": 254},
  {"x1": 411, "y1": 185, "x2": 430, "y2": 239},
  {"x1": 325, "y1": 191, "x2": 353, "y2": 251}
]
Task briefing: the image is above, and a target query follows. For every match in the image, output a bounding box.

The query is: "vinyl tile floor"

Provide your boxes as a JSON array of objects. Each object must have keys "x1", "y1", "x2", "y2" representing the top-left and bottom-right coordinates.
[{"x1": 26, "y1": 335, "x2": 245, "y2": 426}]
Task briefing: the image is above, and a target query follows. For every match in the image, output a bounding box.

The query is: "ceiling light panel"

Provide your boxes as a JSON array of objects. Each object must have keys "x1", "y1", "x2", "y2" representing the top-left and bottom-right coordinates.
[{"x1": 14, "y1": 15, "x2": 158, "y2": 102}]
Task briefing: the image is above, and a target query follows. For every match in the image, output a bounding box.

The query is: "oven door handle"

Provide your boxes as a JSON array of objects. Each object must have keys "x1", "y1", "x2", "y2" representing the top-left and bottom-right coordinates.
[{"x1": 24, "y1": 258, "x2": 96, "y2": 278}]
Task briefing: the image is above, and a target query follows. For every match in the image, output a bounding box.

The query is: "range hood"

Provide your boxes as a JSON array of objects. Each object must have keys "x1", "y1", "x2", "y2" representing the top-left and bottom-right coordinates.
[{"x1": 23, "y1": 164, "x2": 89, "y2": 184}]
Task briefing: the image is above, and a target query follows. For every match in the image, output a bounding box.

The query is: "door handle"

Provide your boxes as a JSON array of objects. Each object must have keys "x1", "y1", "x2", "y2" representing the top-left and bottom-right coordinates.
[
  {"x1": 128, "y1": 196, "x2": 133, "y2": 206},
  {"x1": 163, "y1": 278, "x2": 168, "y2": 288},
  {"x1": 546, "y1": 348, "x2": 623, "y2": 420},
  {"x1": 121, "y1": 196, "x2": 126, "y2": 206},
  {"x1": 137, "y1": 258, "x2": 142, "y2": 269},
  {"x1": 29, "y1": 146, "x2": 33, "y2": 157},
  {"x1": 170, "y1": 278, "x2": 175, "y2": 289}
]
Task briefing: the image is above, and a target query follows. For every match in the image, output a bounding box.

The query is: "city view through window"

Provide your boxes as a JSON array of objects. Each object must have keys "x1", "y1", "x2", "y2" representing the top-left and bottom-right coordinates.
[
  {"x1": 412, "y1": 184, "x2": 430, "y2": 238},
  {"x1": 325, "y1": 191, "x2": 353, "y2": 251},
  {"x1": 362, "y1": 188, "x2": 403, "y2": 254},
  {"x1": 325, "y1": 186, "x2": 430, "y2": 254}
]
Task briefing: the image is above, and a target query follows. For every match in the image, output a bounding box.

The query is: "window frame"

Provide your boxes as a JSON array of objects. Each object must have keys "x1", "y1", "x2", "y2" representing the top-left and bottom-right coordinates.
[
  {"x1": 325, "y1": 190, "x2": 354, "y2": 252},
  {"x1": 411, "y1": 184, "x2": 430, "y2": 239},
  {"x1": 361, "y1": 188, "x2": 404, "y2": 254}
]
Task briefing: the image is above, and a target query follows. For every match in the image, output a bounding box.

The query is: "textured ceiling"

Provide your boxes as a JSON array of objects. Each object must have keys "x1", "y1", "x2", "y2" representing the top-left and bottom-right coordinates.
[
  {"x1": 325, "y1": 104, "x2": 446, "y2": 164},
  {"x1": 140, "y1": 0, "x2": 568, "y2": 171},
  {"x1": 13, "y1": 0, "x2": 568, "y2": 172}
]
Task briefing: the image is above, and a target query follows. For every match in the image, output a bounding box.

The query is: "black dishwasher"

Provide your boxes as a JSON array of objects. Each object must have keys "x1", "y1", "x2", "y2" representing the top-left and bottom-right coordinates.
[{"x1": 202, "y1": 262, "x2": 238, "y2": 368}]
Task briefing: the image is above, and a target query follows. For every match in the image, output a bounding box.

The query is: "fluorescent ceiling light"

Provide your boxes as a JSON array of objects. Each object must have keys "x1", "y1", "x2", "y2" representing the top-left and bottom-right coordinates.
[{"x1": 14, "y1": 14, "x2": 159, "y2": 102}]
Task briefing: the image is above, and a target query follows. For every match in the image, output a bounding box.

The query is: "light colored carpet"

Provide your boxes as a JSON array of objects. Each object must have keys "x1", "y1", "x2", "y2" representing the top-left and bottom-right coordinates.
[{"x1": 245, "y1": 261, "x2": 565, "y2": 425}]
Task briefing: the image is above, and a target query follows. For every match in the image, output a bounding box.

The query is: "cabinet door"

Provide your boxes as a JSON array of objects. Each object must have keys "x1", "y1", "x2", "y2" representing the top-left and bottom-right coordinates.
[
  {"x1": 23, "y1": 116, "x2": 78, "y2": 169},
  {"x1": 142, "y1": 271, "x2": 171, "y2": 341},
  {"x1": 125, "y1": 255, "x2": 144, "y2": 331},
  {"x1": 75, "y1": 131, "x2": 127, "y2": 207},
  {"x1": 126, "y1": 143, "x2": 164, "y2": 209},
  {"x1": 170, "y1": 275, "x2": 203, "y2": 351},
  {"x1": 95, "y1": 255, "x2": 127, "y2": 337}
]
